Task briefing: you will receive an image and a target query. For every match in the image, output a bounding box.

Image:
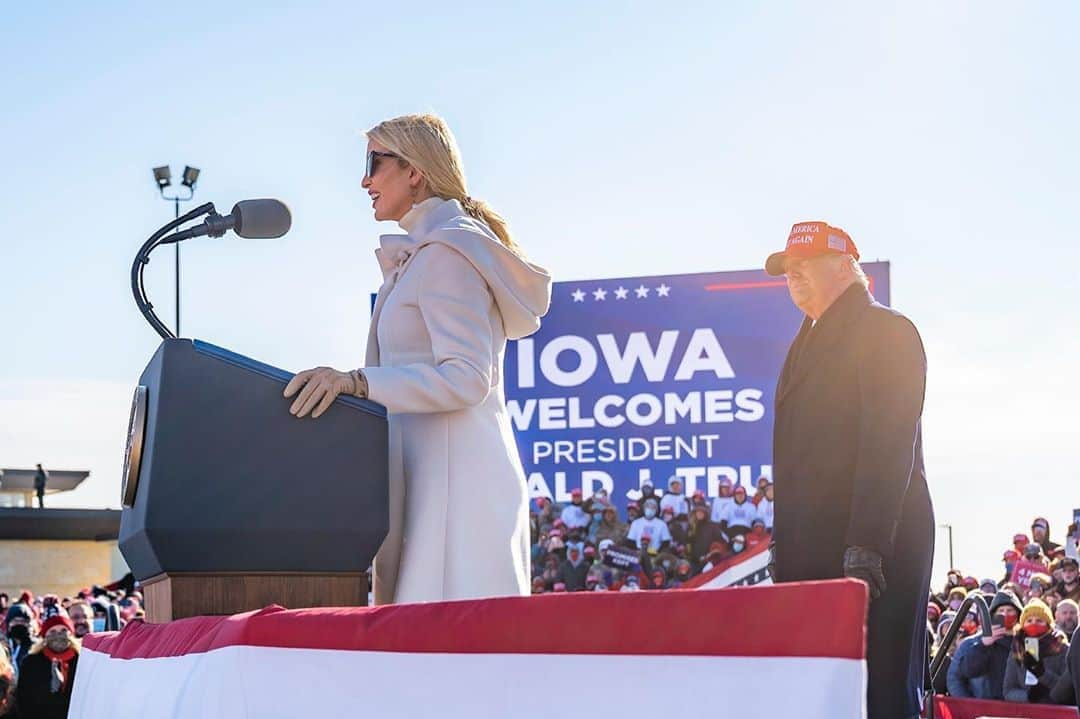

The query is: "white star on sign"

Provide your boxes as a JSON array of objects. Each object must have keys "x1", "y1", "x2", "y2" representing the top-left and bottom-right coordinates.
[
  {"x1": 614, "y1": 286, "x2": 629, "y2": 299},
  {"x1": 592, "y1": 288, "x2": 608, "y2": 301},
  {"x1": 656, "y1": 284, "x2": 671, "y2": 297},
  {"x1": 635, "y1": 285, "x2": 650, "y2": 298},
  {"x1": 571, "y1": 289, "x2": 586, "y2": 302}
]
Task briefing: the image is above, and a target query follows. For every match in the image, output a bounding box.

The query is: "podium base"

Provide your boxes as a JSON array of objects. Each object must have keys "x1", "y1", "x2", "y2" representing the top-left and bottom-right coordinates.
[{"x1": 142, "y1": 571, "x2": 368, "y2": 623}]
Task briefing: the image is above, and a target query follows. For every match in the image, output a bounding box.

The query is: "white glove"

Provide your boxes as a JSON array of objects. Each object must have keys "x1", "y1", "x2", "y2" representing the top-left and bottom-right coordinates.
[{"x1": 283, "y1": 367, "x2": 365, "y2": 419}]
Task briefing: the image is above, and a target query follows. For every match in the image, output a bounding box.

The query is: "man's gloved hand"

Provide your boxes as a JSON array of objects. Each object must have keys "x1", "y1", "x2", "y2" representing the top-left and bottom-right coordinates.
[
  {"x1": 843, "y1": 546, "x2": 886, "y2": 600},
  {"x1": 1022, "y1": 652, "x2": 1045, "y2": 677}
]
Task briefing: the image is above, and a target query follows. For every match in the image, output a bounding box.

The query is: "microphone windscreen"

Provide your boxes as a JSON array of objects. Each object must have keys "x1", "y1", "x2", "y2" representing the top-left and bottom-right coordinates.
[{"x1": 231, "y1": 199, "x2": 292, "y2": 238}]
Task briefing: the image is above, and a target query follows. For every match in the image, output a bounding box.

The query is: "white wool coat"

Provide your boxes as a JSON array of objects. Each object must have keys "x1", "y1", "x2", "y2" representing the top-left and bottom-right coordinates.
[{"x1": 363, "y1": 198, "x2": 551, "y2": 605}]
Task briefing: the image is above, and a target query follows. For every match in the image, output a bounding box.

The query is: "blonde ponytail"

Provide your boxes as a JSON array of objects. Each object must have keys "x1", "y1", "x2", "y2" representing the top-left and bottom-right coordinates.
[{"x1": 366, "y1": 114, "x2": 520, "y2": 254}]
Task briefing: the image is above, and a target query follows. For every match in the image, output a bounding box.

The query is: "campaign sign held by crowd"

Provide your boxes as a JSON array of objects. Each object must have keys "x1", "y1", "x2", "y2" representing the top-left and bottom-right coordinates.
[{"x1": 503, "y1": 264, "x2": 890, "y2": 508}]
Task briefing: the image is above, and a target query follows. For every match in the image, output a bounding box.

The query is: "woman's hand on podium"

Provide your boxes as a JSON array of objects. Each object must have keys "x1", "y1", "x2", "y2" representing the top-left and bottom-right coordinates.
[{"x1": 284, "y1": 367, "x2": 364, "y2": 418}]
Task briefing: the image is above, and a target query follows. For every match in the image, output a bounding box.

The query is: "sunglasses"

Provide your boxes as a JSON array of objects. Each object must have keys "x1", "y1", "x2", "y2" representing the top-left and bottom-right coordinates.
[{"x1": 365, "y1": 150, "x2": 399, "y2": 179}]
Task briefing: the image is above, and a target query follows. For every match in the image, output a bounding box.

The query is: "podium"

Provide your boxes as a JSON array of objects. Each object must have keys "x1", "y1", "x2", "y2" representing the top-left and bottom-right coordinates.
[{"x1": 118, "y1": 339, "x2": 388, "y2": 622}]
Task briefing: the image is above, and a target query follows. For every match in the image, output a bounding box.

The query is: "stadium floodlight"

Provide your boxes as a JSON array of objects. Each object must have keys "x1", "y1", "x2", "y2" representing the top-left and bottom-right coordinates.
[
  {"x1": 153, "y1": 165, "x2": 172, "y2": 191},
  {"x1": 181, "y1": 166, "x2": 200, "y2": 189}
]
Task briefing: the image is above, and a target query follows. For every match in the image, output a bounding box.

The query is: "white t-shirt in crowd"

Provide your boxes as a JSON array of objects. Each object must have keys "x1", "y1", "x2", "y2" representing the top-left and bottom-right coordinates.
[
  {"x1": 756, "y1": 498, "x2": 774, "y2": 530},
  {"x1": 659, "y1": 493, "x2": 689, "y2": 517},
  {"x1": 710, "y1": 495, "x2": 734, "y2": 523},
  {"x1": 560, "y1": 503, "x2": 590, "y2": 529},
  {"x1": 627, "y1": 517, "x2": 672, "y2": 552},
  {"x1": 720, "y1": 500, "x2": 758, "y2": 529}
]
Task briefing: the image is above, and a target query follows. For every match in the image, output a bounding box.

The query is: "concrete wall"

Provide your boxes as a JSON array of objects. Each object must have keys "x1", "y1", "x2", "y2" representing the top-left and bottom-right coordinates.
[{"x1": 0, "y1": 539, "x2": 118, "y2": 597}]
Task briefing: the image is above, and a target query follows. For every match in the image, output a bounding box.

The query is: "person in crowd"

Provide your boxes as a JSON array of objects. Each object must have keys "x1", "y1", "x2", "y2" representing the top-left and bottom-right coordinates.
[
  {"x1": 936, "y1": 570, "x2": 964, "y2": 606},
  {"x1": 283, "y1": 113, "x2": 551, "y2": 605},
  {"x1": 551, "y1": 582, "x2": 567, "y2": 593},
  {"x1": 557, "y1": 544, "x2": 590, "y2": 592},
  {"x1": 750, "y1": 475, "x2": 770, "y2": 506},
  {"x1": 745, "y1": 518, "x2": 770, "y2": 550},
  {"x1": 15, "y1": 612, "x2": 80, "y2": 719},
  {"x1": 671, "y1": 561, "x2": 692, "y2": 587},
  {"x1": 66, "y1": 600, "x2": 94, "y2": 638},
  {"x1": 582, "y1": 488, "x2": 610, "y2": 515},
  {"x1": 1014, "y1": 533, "x2": 1031, "y2": 553},
  {"x1": 690, "y1": 489, "x2": 708, "y2": 510},
  {"x1": 0, "y1": 595, "x2": 8, "y2": 614},
  {"x1": 1002, "y1": 550, "x2": 1020, "y2": 587},
  {"x1": 530, "y1": 577, "x2": 545, "y2": 594},
  {"x1": 945, "y1": 587, "x2": 967, "y2": 613},
  {"x1": 756, "y1": 482, "x2": 774, "y2": 530},
  {"x1": 709, "y1": 477, "x2": 734, "y2": 523},
  {"x1": 594, "y1": 506, "x2": 627, "y2": 545},
  {"x1": 1057, "y1": 557, "x2": 1080, "y2": 603},
  {"x1": 1028, "y1": 573, "x2": 1053, "y2": 602},
  {"x1": 730, "y1": 534, "x2": 747, "y2": 556},
  {"x1": 947, "y1": 612, "x2": 990, "y2": 699},
  {"x1": 979, "y1": 578, "x2": 998, "y2": 595},
  {"x1": 560, "y1": 489, "x2": 590, "y2": 529},
  {"x1": 5, "y1": 603, "x2": 35, "y2": 677},
  {"x1": 648, "y1": 569, "x2": 668, "y2": 590},
  {"x1": 1032, "y1": 517, "x2": 1061, "y2": 558},
  {"x1": 930, "y1": 610, "x2": 958, "y2": 696},
  {"x1": 626, "y1": 499, "x2": 672, "y2": 556},
  {"x1": 1055, "y1": 599, "x2": 1078, "y2": 637},
  {"x1": 927, "y1": 602, "x2": 942, "y2": 633},
  {"x1": 626, "y1": 501, "x2": 641, "y2": 523},
  {"x1": 718, "y1": 485, "x2": 757, "y2": 538},
  {"x1": 0, "y1": 644, "x2": 12, "y2": 717},
  {"x1": 637, "y1": 480, "x2": 661, "y2": 508},
  {"x1": 1002, "y1": 598, "x2": 1070, "y2": 704},
  {"x1": 664, "y1": 506, "x2": 691, "y2": 547},
  {"x1": 34, "y1": 463, "x2": 49, "y2": 509},
  {"x1": 1042, "y1": 590, "x2": 1062, "y2": 615},
  {"x1": 961, "y1": 576, "x2": 979, "y2": 592},
  {"x1": 688, "y1": 504, "x2": 718, "y2": 572},
  {"x1": 539, "y1": 554, "x2": 560, "y2": 590},
  {"x1": 659, "y1": 476, "x2": 689, "y2": 517},
  {"x1": 952, "y1": 589, "x2": 1024, "y2": 701}
]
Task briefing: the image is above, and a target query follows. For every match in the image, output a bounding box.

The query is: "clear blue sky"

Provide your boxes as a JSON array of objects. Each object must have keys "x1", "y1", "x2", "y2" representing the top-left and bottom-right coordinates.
[{"x1": 1, "y1": 1, "x2": 1077, "y2": 582}]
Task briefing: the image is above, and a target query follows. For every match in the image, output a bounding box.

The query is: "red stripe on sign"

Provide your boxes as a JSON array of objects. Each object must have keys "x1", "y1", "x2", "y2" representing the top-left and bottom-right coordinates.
[
  {"x1": 85, "y1": 580, "x2": 867, "y2": 661},
  {"x1": 704, "y1": 281, "x2": 787, "y2": 291}
]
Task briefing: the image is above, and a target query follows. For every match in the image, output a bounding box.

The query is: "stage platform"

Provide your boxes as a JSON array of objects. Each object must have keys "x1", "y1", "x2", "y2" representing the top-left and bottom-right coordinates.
[{"x1": 72, "y1": 579, "x2": 868, "y2": 718}]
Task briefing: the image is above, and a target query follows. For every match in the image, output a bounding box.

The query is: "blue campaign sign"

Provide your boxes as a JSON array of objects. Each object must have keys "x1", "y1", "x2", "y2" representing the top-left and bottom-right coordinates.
[{"x1": 503, "y1": 263, "x2": 890, "y2": 509}]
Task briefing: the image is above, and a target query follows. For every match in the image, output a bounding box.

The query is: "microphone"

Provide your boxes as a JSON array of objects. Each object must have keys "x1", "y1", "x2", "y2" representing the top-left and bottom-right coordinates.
[{"x1": 165, "y1": 199, "x2": 291, "y2": 243}]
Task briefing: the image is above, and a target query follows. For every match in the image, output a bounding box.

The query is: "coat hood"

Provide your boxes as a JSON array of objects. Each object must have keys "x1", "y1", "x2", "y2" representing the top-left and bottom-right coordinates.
[{"x1": 376, "y1": 199, "x2": 551, "y2": 340}]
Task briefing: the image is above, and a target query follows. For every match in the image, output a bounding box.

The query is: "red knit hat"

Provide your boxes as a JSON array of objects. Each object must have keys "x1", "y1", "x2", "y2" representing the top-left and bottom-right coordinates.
[{"x1": 41, "y1": 613, "x2": 75, "y2": 636}]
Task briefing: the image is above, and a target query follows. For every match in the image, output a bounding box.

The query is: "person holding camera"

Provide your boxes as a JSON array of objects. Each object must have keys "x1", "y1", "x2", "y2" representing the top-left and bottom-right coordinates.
[
  {"x1": 1002, "y1": 598, "x2": 1070, "y2": 704},
  {"x1": 950, "y1": 589, "x2": 1024, "y2": 701}
]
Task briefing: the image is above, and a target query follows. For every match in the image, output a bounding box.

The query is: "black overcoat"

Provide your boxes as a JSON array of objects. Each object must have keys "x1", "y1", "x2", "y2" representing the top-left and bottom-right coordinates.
[{"x1": 772, "y1": 283, "x2": 934, "y2": 719}]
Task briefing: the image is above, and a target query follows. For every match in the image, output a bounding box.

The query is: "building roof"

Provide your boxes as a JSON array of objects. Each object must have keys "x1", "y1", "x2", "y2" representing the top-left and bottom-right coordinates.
[
  {"x1": 0, "y1": 468, "x2": 90, "y2": 494},
  {"x1": 0, "y1": 508, "x2": 121, "y2": 541}
]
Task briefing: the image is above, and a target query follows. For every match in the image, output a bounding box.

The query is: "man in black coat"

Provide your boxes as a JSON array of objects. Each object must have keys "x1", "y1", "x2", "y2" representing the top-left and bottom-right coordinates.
[{"x1": 765, "y1": 221, "x2": 935, "y2": 719}]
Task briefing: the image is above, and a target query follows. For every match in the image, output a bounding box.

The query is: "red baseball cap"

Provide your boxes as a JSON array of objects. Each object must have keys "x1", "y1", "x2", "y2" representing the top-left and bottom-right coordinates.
[{"x1": 765, "y1": 221, "x2": 860, "y2": 276}]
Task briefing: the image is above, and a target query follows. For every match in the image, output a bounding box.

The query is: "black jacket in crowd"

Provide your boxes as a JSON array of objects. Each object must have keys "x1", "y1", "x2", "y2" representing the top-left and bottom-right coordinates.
[{"x1": 14, "y1": 650, "x2": 78, "y2": 719}]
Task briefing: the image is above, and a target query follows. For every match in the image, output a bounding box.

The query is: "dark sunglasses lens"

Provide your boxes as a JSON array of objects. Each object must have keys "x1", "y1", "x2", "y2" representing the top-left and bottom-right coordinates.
[{"x1": 365, "y1": 152, "x2": 375, "y2": 178}]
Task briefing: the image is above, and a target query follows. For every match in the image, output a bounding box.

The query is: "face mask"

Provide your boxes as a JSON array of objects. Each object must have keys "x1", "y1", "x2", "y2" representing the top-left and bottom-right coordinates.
[
  {"x1": 92, "y1": 617, "x2": 106, "y2": 633},
  {"x1": 46, "y1": 635, "x2": 71, "y2": 653},
  {"x1": 949, "y1": 599, "x2": 962, "y2": 611},
  {"x1": 961, "y1": 619, "x2": 978, "y2": 634},
  {"x1": 644, "y1": 508, "x2": 656, "y2": 519},
  {"x1": 593, "y1": 512, "x2": 603, "y2": 521},
  {"x1": 1023, "y1": 622, "x2": 1048, "y2": 638},
  {"x1": 8, "y1": 625, "x2": 30, "y2": 643},
  {"x1": 732, "y1": 542, "x2": 745, "y2": 553},
  {"x1": 1002, "y1": 614, "x2": 1018, "y2": 630}
]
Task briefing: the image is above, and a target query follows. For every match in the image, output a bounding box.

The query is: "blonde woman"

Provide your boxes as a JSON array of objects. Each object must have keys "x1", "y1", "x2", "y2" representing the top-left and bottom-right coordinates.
[{"x1": 284, "y1": 114, "x2": 551, "y2": 605}]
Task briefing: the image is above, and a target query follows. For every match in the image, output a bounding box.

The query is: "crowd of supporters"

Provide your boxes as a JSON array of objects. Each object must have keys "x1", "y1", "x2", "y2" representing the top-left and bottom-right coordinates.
[
  {"x1": 927, "y1": 516, "x2": 1080, "y2": 707},
  {"x1": 0, "y1": 582, "x2": 142, "y2": 718},
  {"x1": 529, "y1": 476, "x2": 773, "y2": 593}
]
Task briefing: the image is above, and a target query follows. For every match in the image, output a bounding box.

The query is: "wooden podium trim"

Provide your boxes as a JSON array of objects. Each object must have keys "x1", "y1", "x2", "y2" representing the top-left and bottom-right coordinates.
[{"x1": 142, "y1": 571, "x2": 368, "y2": 624}]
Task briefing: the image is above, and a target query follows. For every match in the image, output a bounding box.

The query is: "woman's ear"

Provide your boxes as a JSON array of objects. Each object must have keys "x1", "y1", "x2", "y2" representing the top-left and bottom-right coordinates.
[{"x1": 408, "y1": 166, "x2": 426, "y2": 192}]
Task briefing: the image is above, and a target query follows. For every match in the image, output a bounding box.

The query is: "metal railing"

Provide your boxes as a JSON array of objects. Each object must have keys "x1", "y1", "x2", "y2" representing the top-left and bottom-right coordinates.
[{"x1": 925, "y1": 592, "x2": 993, "y2": 719}]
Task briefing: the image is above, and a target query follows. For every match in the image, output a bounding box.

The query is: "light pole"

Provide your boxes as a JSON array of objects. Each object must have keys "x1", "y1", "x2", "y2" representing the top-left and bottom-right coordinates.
[
  {"x1": 939, "y1": 523, "x2": 954, "y2": 569},
  {"x1": 152, "y1": 165, "x2": 201, "y2": 336}
]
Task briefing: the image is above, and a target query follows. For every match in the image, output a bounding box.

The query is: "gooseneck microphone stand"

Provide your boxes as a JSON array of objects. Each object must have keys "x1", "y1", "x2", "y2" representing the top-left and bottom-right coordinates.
[{"x1": 131, "y1": 202, "x2": 215, "y2": 340}]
